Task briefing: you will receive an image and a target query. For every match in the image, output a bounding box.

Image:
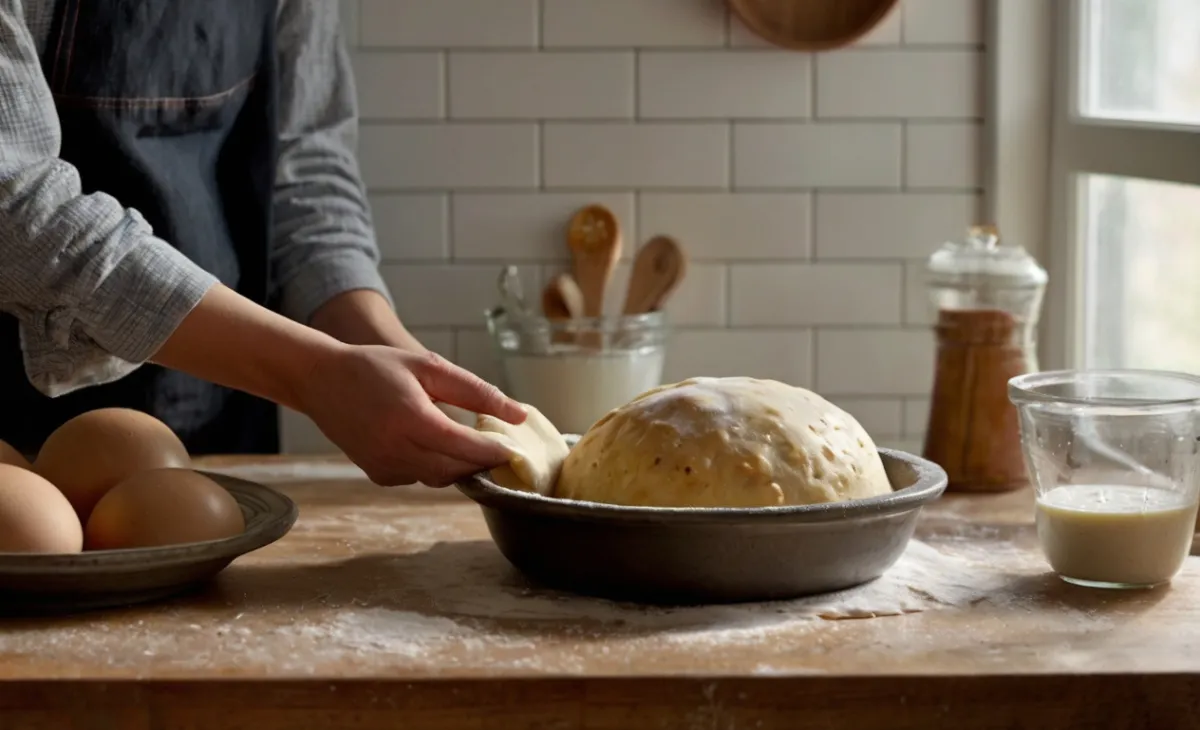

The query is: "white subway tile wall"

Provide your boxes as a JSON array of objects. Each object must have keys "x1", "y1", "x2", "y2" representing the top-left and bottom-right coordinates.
[
  {"x1": 282, "y1": 0, "x2": 985, "y2": 452},
  {"x1": 732, "y1": 123, "x2": 902, "y2": 188}
]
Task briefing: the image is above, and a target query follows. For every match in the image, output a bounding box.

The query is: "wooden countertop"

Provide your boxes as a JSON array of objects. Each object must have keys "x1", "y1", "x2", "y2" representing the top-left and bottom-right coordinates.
[{"x1": 2, "y1": 456, "x2": 1199, "y2": 729}]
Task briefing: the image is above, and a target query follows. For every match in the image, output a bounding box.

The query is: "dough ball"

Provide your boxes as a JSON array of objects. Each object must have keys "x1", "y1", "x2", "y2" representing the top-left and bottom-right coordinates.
[
  {"x1": 475, "y1": 404, "x2": 569, "y2": 495},
  {"x1": 0, "y1": 464, "x2": 83, "y2": 553},
  {"x1": 35, "y1": 408, "x2": 191, "y2": 523},
  {"x1": 556, "y1": 376, "x2": 891, "y2": 508},
  {"x1": 0, "y1": 440, "x2": 32, "y2": 471},
  {"x1": 85, "y1": 468, "x2": 245, "y2": 550}
]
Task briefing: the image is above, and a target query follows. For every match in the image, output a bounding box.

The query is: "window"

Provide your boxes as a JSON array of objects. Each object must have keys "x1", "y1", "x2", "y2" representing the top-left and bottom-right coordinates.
[
  {"x1": 1081, "y1": 0, "x2": 1200, "y2": 127},
  {"x1": 1044, "y1": 0, "x2": 1200, "y2": 370}
]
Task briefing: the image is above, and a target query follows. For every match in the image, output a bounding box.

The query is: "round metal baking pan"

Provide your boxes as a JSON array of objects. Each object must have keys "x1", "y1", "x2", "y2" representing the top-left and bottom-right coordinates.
[
  {"x1": 457, "y1": 446, "x2": 948, "y2": 605},
  {"x1": 0, "y1": 473, "x2": 297, "y2": 615}
]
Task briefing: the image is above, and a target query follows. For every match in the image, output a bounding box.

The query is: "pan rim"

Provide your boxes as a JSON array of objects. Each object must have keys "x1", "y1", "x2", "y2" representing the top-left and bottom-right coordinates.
[{"x1": 456, "y1": 447, "x2": 948, "y2": 525}]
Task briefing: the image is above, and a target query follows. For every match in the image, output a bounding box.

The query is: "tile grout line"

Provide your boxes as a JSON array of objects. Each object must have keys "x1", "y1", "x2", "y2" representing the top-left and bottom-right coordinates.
[
  {"x1": 809, "y1": 177, "x2": 820, "y2": 387},
  {"x1": 365, "y1": 184, "x2": 983, "y2": 196},
  {"x1": 536, "y1": 121, "x2": 545, "y2": 192},
  {"x1": 724, "y1": 263, "x2": 733, "y2": 329},
  {"x1": 725, "y1": 108, "x2": 736, "y2": 329},
  {"x1": 353, "y1": 0, "x2": 362, "y2": 49},
  {"x1": 446, "y1": 192, "x2": 457, "y2": 262},
  {"x1": 633, "y1": 48, "x2": 641, "y2": 120},
  {"x1": 394, "y1": 255, "x2": 943, "y2": 266},
  {"x1": 353, "y1": 43, "x2": 984, "y2": 53},
  {"x1": 631, "y1": 191, "x2": 641, "y2": 253},
  {"x1": 727, "y1": 120, "x2": 736, "y2": 192},
  {"x1": 809, "y1": 50, "x2": 818, "y2": 120},
  {"x1": 360, "y1": 117, "x2": 985, "y2": 126},
  {"x1": 438, "y1": 49, "x2": 450, "y2": 121},
  {"x1": 441, "y1": 48, "x2": 455, "y2": 264},
  {"x1": 449, "y1": 323, "x2": 460, "y2": 363},
  {"x1": 536, "y1": 0, "x2": 544, "y2": 49}
]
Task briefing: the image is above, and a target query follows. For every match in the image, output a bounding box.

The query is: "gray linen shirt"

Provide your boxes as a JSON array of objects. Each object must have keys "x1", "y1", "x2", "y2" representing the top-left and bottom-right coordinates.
[{"x1": 0, "y1": 0, "x2": 390, "y2": 397}]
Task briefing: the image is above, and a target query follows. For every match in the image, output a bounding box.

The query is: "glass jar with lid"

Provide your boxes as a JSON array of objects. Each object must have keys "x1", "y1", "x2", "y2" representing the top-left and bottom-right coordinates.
[
  {"x1": 485, "y1": 308, "x2": 668, "y2": 436},
  {"x1": 922, "y1": 225, "x2": 1048, "y2": 493}
]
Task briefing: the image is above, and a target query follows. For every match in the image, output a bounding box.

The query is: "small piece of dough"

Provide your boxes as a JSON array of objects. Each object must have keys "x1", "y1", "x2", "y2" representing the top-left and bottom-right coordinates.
[
  {"x1": 475, "y1": 404, "x2": 570, "y2": 495},
  {"x1": 556, "y1": 376, "x2": 892, "y2": 508}
]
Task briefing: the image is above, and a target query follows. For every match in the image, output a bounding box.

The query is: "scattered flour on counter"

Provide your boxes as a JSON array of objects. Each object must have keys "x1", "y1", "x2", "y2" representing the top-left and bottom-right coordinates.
[
  {"x1": 0, "y1": 540, "x2": 1011, "y2": 675},
  {"x1": 412, "y1": 538, "x2": 1006, "y2": 626},
  {"x1": 265, "y1": 539, "x2": 1010, "y2": 664},
  {"x1": 292, "y1": 511, "x2": 464, "y2": 545},
  {"x1": 811, "y1": 540, "x2": 1005, "y2": 619},
  {"x1": 204, "y1": 461, "x2": 367, "y2": 483},
  {"x1": 244, "y1": 539, "x2": 1007, "y2": 668},
  {"x1": 287, "y1": 610, "x2": 485, "y2": 659}
]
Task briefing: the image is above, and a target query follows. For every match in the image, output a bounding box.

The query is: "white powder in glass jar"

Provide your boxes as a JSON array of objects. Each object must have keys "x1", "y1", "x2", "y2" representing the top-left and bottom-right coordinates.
[{"x1": 501, "y1": 346, "x2": 665, "y2": 435}]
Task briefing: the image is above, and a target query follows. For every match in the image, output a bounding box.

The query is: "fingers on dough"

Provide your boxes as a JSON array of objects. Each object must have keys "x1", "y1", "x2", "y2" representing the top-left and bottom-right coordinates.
[{"x1": 475, "y1": 404, "x2": 570, "y2": 495}]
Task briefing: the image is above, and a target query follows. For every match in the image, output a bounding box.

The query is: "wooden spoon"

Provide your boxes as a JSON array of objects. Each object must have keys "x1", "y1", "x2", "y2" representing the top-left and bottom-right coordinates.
[
  {"x1": 567, "y1": 204, "x2": 623, "y2": 319},
  {"x1": 542, "y1": 273, "x2": 585, "y2": 345},
  {"x1": 622, "y1": 235, "x2": 687, "y2": 315},
  {"x1": 542, "y1": 273, "x2": 585, "y2": 320}
]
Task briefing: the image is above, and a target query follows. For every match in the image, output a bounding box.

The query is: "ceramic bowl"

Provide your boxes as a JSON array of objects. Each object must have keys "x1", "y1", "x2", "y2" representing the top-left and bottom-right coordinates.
[
  {"x1": 457, "y1": 445, "x2": 947, "y2": 605},
  {"x1": 0, "y1": 472, "x2": 297, "y2": 614}
]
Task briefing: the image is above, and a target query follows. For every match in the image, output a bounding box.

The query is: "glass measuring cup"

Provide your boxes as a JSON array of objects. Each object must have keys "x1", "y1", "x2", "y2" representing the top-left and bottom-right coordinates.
[
  {"x1": 484, "y1": 308, "x2": 667, "y2": 435},
  {"x1": 1009, "y1": 369, "x2": 1200, "y2": 589}
]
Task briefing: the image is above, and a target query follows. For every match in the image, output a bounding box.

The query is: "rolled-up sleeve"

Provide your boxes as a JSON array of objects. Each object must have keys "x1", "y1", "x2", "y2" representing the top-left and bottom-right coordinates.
[
  {"x1": 0, "y1": 1, "x2": 217, "y2": 397},
  {"x1": 271, "y1": 0, "x2": 392, "y2": 325}
]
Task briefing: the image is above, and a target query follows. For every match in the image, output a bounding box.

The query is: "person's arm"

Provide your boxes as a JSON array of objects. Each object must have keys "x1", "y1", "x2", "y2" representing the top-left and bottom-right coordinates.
[
  {"x1": 309, "y1": 289, "x2": 427, "y2": 352},
  {"x1": 271, "y1": 0, "x2": 419, "y2": 349},
  {"x1": 152, "y1": 283, "x2": 525, "y2": 487},
  {"x1": 150, "y1": 285, "x2": 337, "y2": 413},
  {"x1": 0, "y1": 1, "x2": 218, "y2": 396},
  {"x1": 0, "y1": 3, "x2": 523, "y2": 487}
]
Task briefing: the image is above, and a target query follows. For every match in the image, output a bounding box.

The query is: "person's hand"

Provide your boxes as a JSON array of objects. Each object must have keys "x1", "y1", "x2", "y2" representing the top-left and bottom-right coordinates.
[
  {"x1": 298, "y1": 345, "x2": 527, "y2": 487},
  {"x1": 151, "y1": 285, "x2": 522, "y2": 486}
]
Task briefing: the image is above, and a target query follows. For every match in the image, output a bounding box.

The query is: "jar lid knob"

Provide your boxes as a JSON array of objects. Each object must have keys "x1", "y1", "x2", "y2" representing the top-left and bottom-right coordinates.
[
  {"x1": 967, "y1": 224, "x2": 1000, "y2": 250},
  {"x1": 925, "y1": 223, "x2": 1048, "y2": 288}
]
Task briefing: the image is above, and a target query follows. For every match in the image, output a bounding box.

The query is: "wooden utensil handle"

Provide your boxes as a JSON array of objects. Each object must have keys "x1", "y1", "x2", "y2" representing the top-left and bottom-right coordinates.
[
  {"x1": 542, "y1": 276, "x2": 582, "y2": 346},
  {"x1": 623, "y1": 235, "x2": 687, "y2": 316},
  {"x1": 568, "y1": 205, "x2": 623, "y2": 350}
]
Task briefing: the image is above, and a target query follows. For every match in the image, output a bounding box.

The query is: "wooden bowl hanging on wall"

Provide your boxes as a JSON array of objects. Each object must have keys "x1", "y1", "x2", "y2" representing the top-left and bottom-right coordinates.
[{"x1": 728, "y1": 0, "x2": 900, "y2": 52}]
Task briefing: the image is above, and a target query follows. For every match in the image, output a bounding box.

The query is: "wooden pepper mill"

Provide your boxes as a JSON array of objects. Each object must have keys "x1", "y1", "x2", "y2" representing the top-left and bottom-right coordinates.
[{"x1": 922, "y1": 225, "x2": 1048, "y2": 493}]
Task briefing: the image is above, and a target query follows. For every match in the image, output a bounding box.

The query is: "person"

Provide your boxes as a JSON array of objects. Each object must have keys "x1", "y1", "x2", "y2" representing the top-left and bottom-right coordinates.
[{"x1": 0, "y1": 0, "x2": 524, "y2": 486}]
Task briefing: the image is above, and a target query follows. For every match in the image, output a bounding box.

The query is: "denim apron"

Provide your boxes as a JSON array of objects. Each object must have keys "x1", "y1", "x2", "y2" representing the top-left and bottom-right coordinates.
[{"x1": 0, "y1": 0, "x2": 281, "y2": 455}]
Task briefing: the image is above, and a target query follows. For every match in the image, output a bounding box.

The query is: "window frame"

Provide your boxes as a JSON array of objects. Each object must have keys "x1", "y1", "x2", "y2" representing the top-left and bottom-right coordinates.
[{"x1": 986, "y1": 0, "x2": 1200, "y2": 371}]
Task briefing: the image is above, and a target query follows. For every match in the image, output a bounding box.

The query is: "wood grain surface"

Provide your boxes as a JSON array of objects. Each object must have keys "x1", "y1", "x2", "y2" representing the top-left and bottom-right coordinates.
[{"x1": 1, "y1": 455, "x2": 1198, "y2": 729}]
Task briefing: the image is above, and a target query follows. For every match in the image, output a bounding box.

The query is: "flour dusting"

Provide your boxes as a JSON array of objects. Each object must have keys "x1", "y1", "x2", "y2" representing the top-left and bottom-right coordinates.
[
  {"x1": 289, "y1": 610, "x2": 481, "y2": 659},
  {"x1": 0, "y1": 540, "x2": 1009, "y2": 677},
  {"x1": 205, "y1": 461, "x2": 367, "y2": 483},
  {"x1": 292, "y1": 510, "x2": 463, "y2": 544}
]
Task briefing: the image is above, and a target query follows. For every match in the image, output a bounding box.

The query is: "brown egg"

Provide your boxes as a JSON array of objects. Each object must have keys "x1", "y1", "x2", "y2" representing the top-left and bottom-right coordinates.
[
  {"x1": 0, "y1": 439, "x2": 32, "y2": 470},
  {"x1": 36, "y1": 408, "x2": 190, "y2": 523},
  {"x1": 0, "y1": 464, "x2": 83, "y2": 553},
  {"x1": 84, "y1": 468, "x2": 245, "y2": 550}
]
